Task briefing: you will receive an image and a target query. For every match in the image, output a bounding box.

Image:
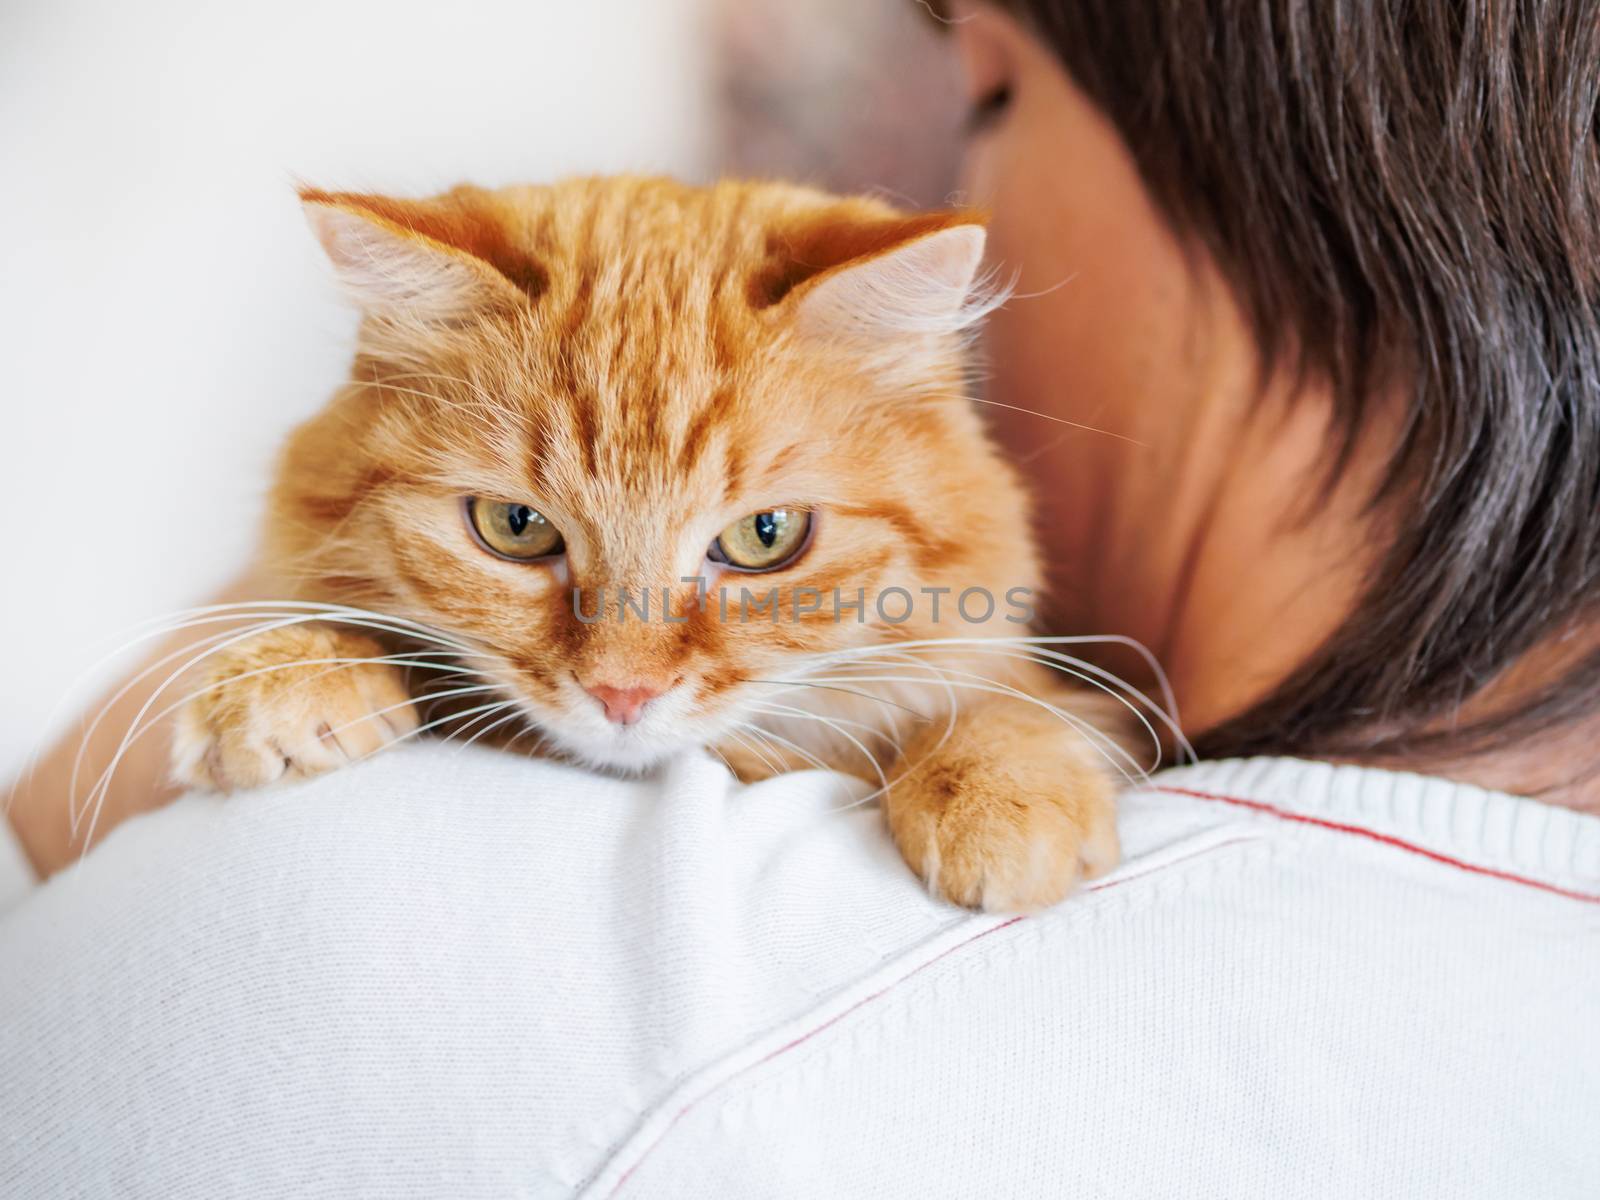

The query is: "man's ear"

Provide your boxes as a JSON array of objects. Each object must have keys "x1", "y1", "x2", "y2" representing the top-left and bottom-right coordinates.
[
  {"x1": 299, "y1": 187, "x2": 543, "y2": 323},
  {"x1": 789, "y1": 220, "x2": 993, "y2": 341}
]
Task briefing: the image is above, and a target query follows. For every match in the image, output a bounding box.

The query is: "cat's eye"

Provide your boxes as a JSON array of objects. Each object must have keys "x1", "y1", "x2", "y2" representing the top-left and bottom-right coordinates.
[
  {"x1": 466, "y1": 497, "x2": 565, "y2": 561},
  {"x1": 709, "y1": 509, "x2": 813, "y2": 572}
]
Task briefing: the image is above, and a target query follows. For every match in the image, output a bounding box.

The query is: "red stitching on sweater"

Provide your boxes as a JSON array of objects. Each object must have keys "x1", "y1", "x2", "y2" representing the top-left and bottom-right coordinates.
[
  {"x1": 1151, "y1": 784, "x2": 1600, "y2": 905},
  {"x1": 596, "y1": 788, "x2": 1597, "y2": 1193},
  {"x1": 601, "y1": 836, "x2": 1259, "y2": 1196},
  {"x1": 603, "y1": 915, "x2": 1022, "y2": 1197}
]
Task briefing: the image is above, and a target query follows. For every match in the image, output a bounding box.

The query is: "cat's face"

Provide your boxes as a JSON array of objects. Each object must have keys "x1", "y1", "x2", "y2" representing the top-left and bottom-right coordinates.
[{"x1": 270, "y1": 178, "x2": 1039, "y2": 771}]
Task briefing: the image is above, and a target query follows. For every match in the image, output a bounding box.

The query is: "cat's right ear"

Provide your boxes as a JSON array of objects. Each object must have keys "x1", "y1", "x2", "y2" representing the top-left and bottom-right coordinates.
[
  {"x1": 786, "y1": 220, "x2": 992, "y2": 342},
  {"x1": 299, "y1": 188, "x2": 537, "y2": 324}
]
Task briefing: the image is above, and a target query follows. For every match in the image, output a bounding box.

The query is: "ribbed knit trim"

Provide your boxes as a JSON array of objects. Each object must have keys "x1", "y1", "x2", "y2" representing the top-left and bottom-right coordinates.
[{"x1": 1152, "y1": 757, "x2": 1600, "y2": 901}]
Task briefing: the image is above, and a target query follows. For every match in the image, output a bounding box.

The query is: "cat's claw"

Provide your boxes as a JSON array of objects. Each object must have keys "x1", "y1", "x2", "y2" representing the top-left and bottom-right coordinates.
[
  {"x1": 904, "y1": 787, "x2": 1118, "y2": 912},
  {"x1": 171, "y1": 625, "x2": 419, "y2": 793},
  {"x1": 883, "y1": 701, "x2": 1122, "y2": 913}
]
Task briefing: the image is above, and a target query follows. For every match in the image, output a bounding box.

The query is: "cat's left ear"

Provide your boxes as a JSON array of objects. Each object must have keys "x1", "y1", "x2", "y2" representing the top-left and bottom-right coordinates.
[
  {"x1": 299, "y1": 186, "x2": 542, "y2": 325},
  {"x1": 784, "y1": 215, "x2": 996, "y2": 344}
]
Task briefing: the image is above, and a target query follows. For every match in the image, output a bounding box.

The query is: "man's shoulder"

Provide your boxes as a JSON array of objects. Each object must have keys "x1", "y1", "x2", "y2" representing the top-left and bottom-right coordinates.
[{"x1": 4, "y1": 747, "x2": 1594, "y2": 1198}]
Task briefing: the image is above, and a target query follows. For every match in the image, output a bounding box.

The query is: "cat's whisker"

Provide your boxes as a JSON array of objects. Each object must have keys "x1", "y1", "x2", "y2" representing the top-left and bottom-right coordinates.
[
  {"x1": 746, "y1": 701, "x2": 903, "y2": 750},
  {"x1": 957, "y1": 646, "x2": 1178, "y2": 768},
  {"x1": 83, "y1": 600, "x2": 482, "y2": 657},
  {"x1": 746, "y1": 703, "x2": 893, "y2": 785},
  {"x1": 82, "y1": 646, "x2": 482, "y2": 788},
  {"x1": 1004, "y1": 272, "x2": 1079, "y2": 301},
  {"x1": 735, "y1": 663, "x2": 950, "y2": 788},
  {"x1": 75, "y1": 659, "x2": 497, "y2": 855},
  {"x1": 317, "y1": 682, "x2": 502, "y2": 749},
  {"x1": 73, "y1": 612, "x2": 478, "y2": 712},
  {"x1": 815, "y1": 654, "x2": 1144, "y2": 817},
  {"x1": 809, "y1": 631, "x2": 1178, "y2": 711},
  {"x1": 719, "y1": 726, "x2": 864, "y2": 813},
  {"x1": 739, "y1": 725, "x2": 792, "y2": 776},
  {"x1": 731, "y1": 721, "x2": 838, "y2": 778},
  {"x1": 445, "y1": 700, "x2": 527, "y2": 752},
  {"x1": 704, "y1": 742, "x2": 739, "y2": 777},
  {"x1": 929, "y1": 390, "x2": 1147, "y2": 447},
  {"x1": 737, "y1": 678, "x2": 932, "y2": 721},
  {"x1": 816, "y1": 646, "x2": 1168, "y2": 774},
  {"x1": 52, "y1": 600, "x2": 490, "y2": 830},
  {"x1": 804, "y1": 632, "x2": 1191, "y2": 764},
  {"x1": 788, "y1": 672, "x2": 1146, "y2": 788},
  {"x1": 787, "y1": 646, "x2": 964, "y2": 768},
  {"x1": 729, "y1": 723, "x2": 838, "y2": 780},
  {"x1": 486, "y1": 703, "x2": 546, "y2": 752},
  {"x1": 745, "y1": 700, "x2": 889, "y2": 755},
  {"x1": 725, "y1": 727, "x2": 787, "y2": 778},
  {"x1": 829, "y1": 647, "x2": 964, "y2": 738},
  {"x1": 411, "y1": 667, "x2": 488, "y2": 699},
  {"x1": 501, "y1": 721, "x2": 546, "y2": 757},
  {"x1": 63, "y1": 620, "x2": 289, "y2": 827},
  {"x1": 66, "y1": 611, "x2": 358, "y2": 830},
  {"x1": 748, "y1": 649, "x2": 985, "y2": 809},
  {"x1": 356, "y1": 697, "x2": 528, "y2": 768},
  {"x1": 75, "y1": 668, "x2": 488, "y2": 857},
  {"x1": 915, "y1": 647, "x2": 1178, "y2": 767}
]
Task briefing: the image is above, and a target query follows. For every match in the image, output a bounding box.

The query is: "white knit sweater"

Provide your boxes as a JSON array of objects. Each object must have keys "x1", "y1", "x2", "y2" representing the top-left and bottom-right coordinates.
[{"x1": 2, "y1": 746, "x2": 1596, "y2": 1198}]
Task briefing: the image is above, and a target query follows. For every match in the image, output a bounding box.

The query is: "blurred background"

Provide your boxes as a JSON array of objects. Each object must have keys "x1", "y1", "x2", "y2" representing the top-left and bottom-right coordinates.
[{"x1": 0, "y1": 0, "x2": 966, "y2": 774}]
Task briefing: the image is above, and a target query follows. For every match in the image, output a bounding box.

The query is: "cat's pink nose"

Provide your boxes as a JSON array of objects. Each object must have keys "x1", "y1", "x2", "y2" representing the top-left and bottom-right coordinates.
[{"x1": 583, "y1": 681, "x2": 666, "y2": 726}]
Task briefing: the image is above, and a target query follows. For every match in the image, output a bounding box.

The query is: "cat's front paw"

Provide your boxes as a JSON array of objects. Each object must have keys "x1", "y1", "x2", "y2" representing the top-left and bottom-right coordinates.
[
  {"x1": 171, "y1": 624, "x2": 419, "y2": 793},
  {"x1": 884, "y1": 717, "x2": 1121, "y2": 913}
]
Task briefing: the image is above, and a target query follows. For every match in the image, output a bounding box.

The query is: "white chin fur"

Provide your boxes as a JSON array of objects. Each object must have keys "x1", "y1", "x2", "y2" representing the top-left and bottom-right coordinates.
[{"x1": 538, "y1": 721, "x2": 690, "y2": 775}]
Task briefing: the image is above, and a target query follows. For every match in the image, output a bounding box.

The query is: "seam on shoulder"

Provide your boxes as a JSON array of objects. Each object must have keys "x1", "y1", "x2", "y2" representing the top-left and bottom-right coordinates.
[
  {"x1": 580, "y1": 832, "x2": 1268, "y2": 1198},
  {"x1": 1152, "y1": 785, "x2": 1600, "y2": 906}
]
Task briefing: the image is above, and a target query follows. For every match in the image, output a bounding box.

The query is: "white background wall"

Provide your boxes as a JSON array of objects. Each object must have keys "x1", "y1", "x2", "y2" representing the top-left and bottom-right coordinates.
[{"x1": 0, "y1": 0, "x2": 712, "y2": 773}]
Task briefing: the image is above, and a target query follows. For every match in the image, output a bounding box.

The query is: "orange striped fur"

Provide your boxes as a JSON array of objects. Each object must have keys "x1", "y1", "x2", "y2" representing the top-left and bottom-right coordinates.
[{"x1": 172, "y1": 177, "x2": 1124, "y2": 911}]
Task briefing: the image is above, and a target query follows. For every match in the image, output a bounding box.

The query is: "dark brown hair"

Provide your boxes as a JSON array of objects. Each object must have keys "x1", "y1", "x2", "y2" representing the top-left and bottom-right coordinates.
[{"x1": 938, "y1": 0, "x2": 1600, "y2": 769}]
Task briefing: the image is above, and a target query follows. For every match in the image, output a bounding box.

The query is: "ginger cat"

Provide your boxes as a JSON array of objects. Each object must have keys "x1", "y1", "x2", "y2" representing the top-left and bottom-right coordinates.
[{"x1": 172, "y1": 177, "x2": 1129, "y2": 912}]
